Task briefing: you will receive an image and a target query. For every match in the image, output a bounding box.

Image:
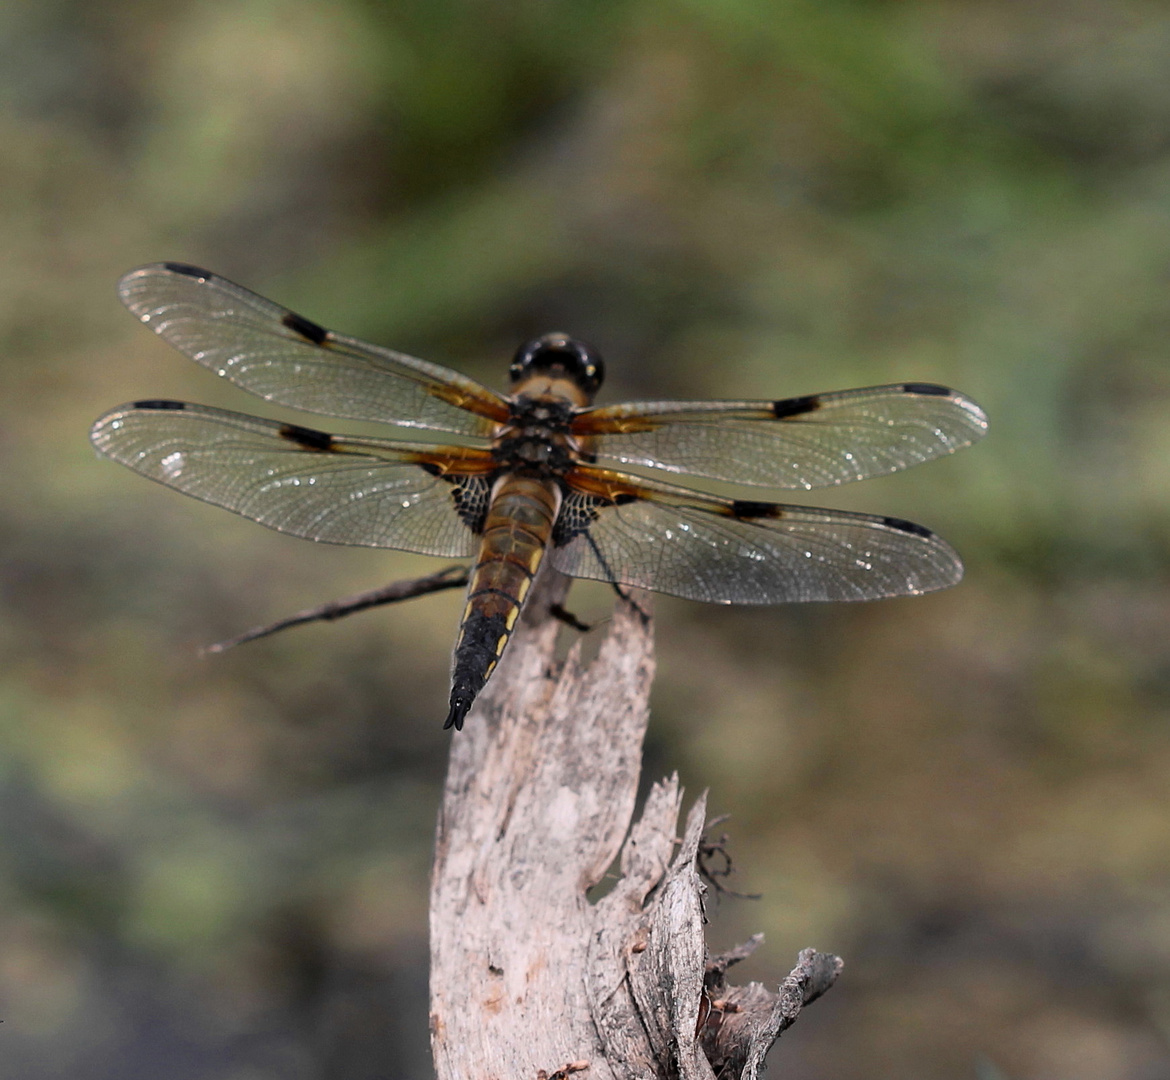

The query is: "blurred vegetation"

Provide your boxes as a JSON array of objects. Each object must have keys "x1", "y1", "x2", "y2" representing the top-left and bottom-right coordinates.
[{"x1": 2, "y1": 1, "x2": 1170, "y2": 1077}]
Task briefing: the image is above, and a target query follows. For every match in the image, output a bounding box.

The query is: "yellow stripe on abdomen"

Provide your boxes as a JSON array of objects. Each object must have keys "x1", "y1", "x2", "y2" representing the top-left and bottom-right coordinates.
[{"x1": 443, "y1": 476, "x2": 562, "y2": 729}]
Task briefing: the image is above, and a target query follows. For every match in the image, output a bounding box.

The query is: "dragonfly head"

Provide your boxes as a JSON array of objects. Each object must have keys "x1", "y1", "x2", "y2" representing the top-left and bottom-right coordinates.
[{"x1": 510, "y1": 333, "x2": 605, "y2": 401}]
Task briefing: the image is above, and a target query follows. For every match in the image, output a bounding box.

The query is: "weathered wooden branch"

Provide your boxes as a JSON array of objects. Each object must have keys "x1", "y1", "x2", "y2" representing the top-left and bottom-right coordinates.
[{"x1": 429, "y1": 572, "x2": 841, "y2": 1078}]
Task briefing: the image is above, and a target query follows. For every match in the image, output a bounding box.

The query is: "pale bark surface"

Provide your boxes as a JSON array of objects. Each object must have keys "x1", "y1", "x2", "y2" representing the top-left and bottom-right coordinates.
[{"x1": 429, "y1": 576, "x2": 840, "y2": 1079}]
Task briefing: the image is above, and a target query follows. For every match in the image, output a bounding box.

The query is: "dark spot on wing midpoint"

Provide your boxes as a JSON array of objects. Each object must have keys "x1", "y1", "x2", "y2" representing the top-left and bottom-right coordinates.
[
  {"x1": 882, "y1": 516, "x2": 934, "y2": 538},
  {"x1": 134, "y1": 399, "x2": 187, "y2": 410},
  {"x1": 163, "y1": 262, "x2": 210, "y2": 280},
  {"x1": 282, "y1": 310, "x2": 329, "y2": 346},
  {"x1": 772, "y1": 395, "x2": 820, "y2": 418},
  {"x1": 730, "y1": 499, "x2": 778, "y2": 519},
  {"x1": 901, "y1": 383, "x2": 950, "y2": 397},
  {"x1": 279, "y1": 423, "x2": 334, "y2": 451}
]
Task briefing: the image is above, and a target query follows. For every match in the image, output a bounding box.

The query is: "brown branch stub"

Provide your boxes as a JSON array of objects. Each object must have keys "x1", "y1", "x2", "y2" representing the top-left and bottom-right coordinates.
[
  {"x1": 705, "y1": 934, "x2": 765, "y2": 989},
  {"x1": 538, "y1": 1062, "x2": 591, "y2": 1080},
  {"x1": 428, "y1": 570, "x2": 840, "y2": 1078},
  {"x1": 701, "y1": 949, "x2": 844, "y2": 1079}
]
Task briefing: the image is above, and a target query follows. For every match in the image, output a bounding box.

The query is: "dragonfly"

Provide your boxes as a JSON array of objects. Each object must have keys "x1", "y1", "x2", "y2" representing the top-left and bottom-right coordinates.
[{"x1": 91, "y1": 263, "x2": 988, "y2": 730}]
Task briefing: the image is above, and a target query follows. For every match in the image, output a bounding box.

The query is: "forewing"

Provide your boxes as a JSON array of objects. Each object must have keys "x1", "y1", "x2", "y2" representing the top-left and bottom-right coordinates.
[
  {"x1": 90, "y1": 401, "x2": 495, "y2": 556},
  {"x1": 550, "y1": 467, "x2": 963, "y2": 603},
  {"x1": 118, "y1": 263, "x2": 509, "y2": 436},
  {"x1": 575, "y1": 383, "x2": 988, "y2": 489}
]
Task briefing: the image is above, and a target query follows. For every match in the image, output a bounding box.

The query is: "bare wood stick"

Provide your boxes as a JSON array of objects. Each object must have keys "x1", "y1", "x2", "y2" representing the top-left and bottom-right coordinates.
[{"x1": 429, "y1": 569, "x2": 841, "y2": 1078}]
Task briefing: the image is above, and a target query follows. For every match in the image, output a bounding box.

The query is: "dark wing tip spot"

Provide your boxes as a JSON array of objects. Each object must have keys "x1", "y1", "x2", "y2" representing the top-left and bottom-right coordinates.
[
  {"x1": 162, "y1": 262, "x2": 211, "y2": 280},
  {"x1": 772, "y1": 394, "x2": 821, "y2": 418},
  {"x1": 883, "y1": 515, "x2": 934, "y2": 539},
  {"x1": 282, "y1": 310, "x2": 330, "y2": 346},
  {"x1": 279, "y1": 423, "x2": 334, "y2": 451},
  {"x1": 731, "y1": 499, "x2": 778, "y2": 519},
  {"x1": 133, "y1": 399, "x2": 187, "y2": 410},
  {"x1": 613, "y1": 492, "x2": 639, "y2": 506},
  {"x1": 901, "y1": 382, "x2": 951, "y2": 397}
]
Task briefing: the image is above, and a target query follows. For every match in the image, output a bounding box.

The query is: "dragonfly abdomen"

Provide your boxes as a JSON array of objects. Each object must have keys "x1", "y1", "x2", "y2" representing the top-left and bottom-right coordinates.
[{"x1": 444, "y1": 475, "x2": 562, "y2": 730}]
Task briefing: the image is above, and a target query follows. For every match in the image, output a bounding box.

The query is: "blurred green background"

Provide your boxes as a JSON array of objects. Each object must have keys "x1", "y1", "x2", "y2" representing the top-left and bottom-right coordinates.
[{"x1": 2, "y1": 1, "x2": 1169, "y2": 1077}]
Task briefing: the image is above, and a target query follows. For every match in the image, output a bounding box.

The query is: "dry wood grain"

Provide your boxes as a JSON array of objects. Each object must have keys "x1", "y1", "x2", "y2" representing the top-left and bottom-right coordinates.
[{"x1": 429, "y1": 572, "x2": 840, "y2": 1078}]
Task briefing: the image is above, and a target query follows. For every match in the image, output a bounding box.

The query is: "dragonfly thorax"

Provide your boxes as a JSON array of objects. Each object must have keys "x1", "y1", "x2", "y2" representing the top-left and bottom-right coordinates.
[
  {"x1": 506, "y1": 394, "x2": 576, "y2": 430},
  {"x1": 492, "y1": 428, "x2": 577, "y2": 475},
  {"x1": 494, "y1": 394, "x2": 580, "y2": 476}
]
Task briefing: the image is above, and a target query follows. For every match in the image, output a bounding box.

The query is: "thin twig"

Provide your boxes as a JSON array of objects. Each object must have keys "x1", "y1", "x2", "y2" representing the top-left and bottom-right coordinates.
[{"x1": 698, "y1": 815, "x2": 763, "y2": 901}]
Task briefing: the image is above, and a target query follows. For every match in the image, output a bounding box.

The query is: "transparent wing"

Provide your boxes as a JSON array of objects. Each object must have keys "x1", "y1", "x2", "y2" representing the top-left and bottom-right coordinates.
[
  {"x1": 575, "y1": 383, "x2": 988, "y2": 490},
  {"x1": 90, "y1": 401, "x2": 495, "y2": 556},
  {"x1": 118, "y1": 263, "x2": 509, "y2": 436},
  {"x1": 550, "y1": 467, "x2": 963, "y2": 603}
]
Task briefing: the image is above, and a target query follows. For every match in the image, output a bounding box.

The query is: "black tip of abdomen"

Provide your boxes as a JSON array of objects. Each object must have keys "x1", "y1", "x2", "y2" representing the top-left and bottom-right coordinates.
[
  {"x1": 444, "y1": 690, "x2": 476, "y2": 731},
  {"x1": 444, "y1": 608, "x2": 513, "y2": 731}
]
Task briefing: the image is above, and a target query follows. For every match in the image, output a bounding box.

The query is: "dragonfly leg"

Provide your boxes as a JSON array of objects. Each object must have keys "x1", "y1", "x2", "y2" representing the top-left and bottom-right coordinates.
[
  {"x1": 605, "y1": 580, "x2": 650, "y2": 623},
  {"x1": 548, "y1": 603, "x2": 591, "y2": 632},
  {"x1": 203, "y1": 564, "x2": 470, "y2": 654}
]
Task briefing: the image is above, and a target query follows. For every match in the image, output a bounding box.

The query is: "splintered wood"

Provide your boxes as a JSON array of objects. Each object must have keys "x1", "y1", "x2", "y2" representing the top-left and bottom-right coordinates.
[{"x1": 429, "y1": 584, "x2": 840, "y2": 1079}]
